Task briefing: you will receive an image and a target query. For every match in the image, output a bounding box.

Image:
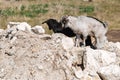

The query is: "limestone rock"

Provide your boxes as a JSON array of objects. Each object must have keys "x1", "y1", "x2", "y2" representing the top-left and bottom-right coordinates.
[
  {"x1": 98, "y1": 65, "x2": 120, "y2": 80},
  {"x1": 31, "y1": 25, "x2": 45, "y2": 34},
  {"x1": 74, "y1": 69, "x2": 101, "y2": 80},
  {"x1": 62, "y1": 37, "x2": 74, "y2": 50},
  {"x1": 0, "y1": 29, "x2": 4, "y2": 33},
  {"x1": 83, "y1": 48, "x2": 116, "y2": 72},
  {"x1": 104, "y1": 42, "x2": 120, "y2": 65},
  {"x1": 3, "y1": 22, "x2": 32, "y2": 40},
  {"x1": 0, "y1": 22, "x2": 120, "y2": 80},
  {"x1": 7, "y1": 22, "x2": 31, "y2": 32}
]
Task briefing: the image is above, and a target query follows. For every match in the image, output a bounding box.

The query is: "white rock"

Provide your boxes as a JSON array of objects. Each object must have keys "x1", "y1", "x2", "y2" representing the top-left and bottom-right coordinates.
[
  {"x1": 74, "y1": 69, "x2": 83, "y2": 79},
  {"x1": 52, "y1": 33, "x2": 66, "y2": 44},
  {"x1": 104, "y1": 42, "x2": 120, "y2": 65},
  {"x1": 104, "y1": 42, "x2": 120, "y2": 52},
  {"x1": 98, "y1": 65, "x2": 120, "y2": 80},
  {"x1": 83, "y1": 47, "x2": 116, "y2": 72},
  {"x1": 37, "y1": 65, "x2": 44, "y2": 70},
  {"x1": 7, "y1": 22, "x2": 31, "y2": 32},
  {"x1": 31, "y1": 25, "x2": 45, "y2": 34},
  {"x1": 10, "y1": 36, "x2": 17, "y2": 43},
  {"x1": 5, "y1": 22, "x2": 31, "y2": 41},
  {"x1": 16, "y1": 22, "x2": 31, "y2": 32},
  {"x1": 0, "y1": 29, "x2": 4, "y2": 33},
  {"x1": 74, "y1": 69, "x2": 101, "y2": 80},
  {"x1": 62, "y1": 37, "x2": 74, "y2": 50},
  {"x1": 52, "y1": 33, "x2": 66, "y2": 39},
  {"x1": 5, "y1": 27, "x2": 17, "y2": 39},
  {"x1": 7, "y1": 22, "x2": 20, "y2": 29},
  {"x1": 115, "y1": 42, "x2": 120, "y2": 50}
]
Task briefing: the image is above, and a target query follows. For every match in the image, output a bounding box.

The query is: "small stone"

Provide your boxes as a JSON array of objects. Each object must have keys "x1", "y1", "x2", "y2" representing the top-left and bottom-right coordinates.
[{"x1": 74, "y1": 69, "x2": 83, "y2": 79}]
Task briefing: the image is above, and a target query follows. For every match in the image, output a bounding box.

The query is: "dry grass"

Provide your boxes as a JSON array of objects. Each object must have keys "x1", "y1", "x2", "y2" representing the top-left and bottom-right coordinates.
[{"x1": 0, "y1": 0, "x2": 120, "y2": 33}]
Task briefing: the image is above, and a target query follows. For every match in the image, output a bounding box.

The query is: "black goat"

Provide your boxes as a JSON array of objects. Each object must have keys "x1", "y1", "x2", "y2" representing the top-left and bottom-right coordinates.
[
  {"x1": 42, "y1": 19, "x2": 96, "y2": 49},
  {"x1": 42, "y1": 19, "x2": 76, "y2": 37}
]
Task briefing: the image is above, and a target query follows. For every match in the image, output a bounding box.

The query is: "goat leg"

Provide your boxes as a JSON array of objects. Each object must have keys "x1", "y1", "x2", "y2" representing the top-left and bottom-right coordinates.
[{"x1": 75, "y1": 34, "x2": 83, "y2": 47}]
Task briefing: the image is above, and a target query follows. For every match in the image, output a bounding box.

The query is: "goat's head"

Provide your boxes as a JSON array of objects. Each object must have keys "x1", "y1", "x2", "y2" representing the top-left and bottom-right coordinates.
[
  {"x1": 42, "y1": 19, "x2": 63, "y2": 33},
  {"x1": 42, "y1": 19, "x2": 57, "y2": 30}
]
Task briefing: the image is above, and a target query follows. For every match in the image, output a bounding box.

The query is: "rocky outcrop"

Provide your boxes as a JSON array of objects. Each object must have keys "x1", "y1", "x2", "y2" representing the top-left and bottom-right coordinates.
[
  {"x1": 98, "y1": 65, "x2": 120, "y2": 80},
  {"x1": 0, "y1": 22, "x2": 119, "y2": 80},
  {"x1": 31, "y1": 25, "x2": 45, "y2": 34},
  {"x1": 83, "y1": 48, "x2": 116, "y2": 72},
  {"x1": 7, "y1": 22, "x2": 31, "y2": 32}
]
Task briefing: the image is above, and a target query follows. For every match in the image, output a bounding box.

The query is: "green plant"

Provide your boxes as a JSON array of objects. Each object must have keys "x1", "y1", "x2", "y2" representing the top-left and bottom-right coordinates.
[
  {"x1": 20, "y1": 5, "x2": 26, "y2": 11},
  {"x1": 0, "y1": 8, "x2": 16, "y2": 16},
  {"x1": 20, "y1": 4, "x2": 48, "y2": 18},
  {"x1": 79, "y1": 6, "x2": 94, "y2": 13}
]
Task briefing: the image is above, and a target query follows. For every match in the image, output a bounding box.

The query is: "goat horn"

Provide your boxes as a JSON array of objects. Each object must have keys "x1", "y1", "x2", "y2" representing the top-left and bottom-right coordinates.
[{"x1": 42, "y1": 21, "x2": 47, "y2": 24}]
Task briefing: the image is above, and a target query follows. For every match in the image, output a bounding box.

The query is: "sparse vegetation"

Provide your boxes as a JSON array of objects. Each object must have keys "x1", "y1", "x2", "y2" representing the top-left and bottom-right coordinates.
[
  {"x1": 0, "y1": 4, "x2": 49, "y2": 18},
  {"x1": 20, "y1": 4, "x2": 48, "y2": 17},
  {"x1": 0, "y1": 0, "x2": 120, "y2": 32},
  {"x1": 0, "y1": 8, "x2": 16, "y2": 16},
  {"x1": 79, "y1": 6, "x2": 94, "y2": 13}
]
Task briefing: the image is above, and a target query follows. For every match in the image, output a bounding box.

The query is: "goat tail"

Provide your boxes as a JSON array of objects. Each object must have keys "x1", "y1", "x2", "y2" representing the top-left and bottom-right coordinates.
[
  {"x1": 102, "y1": 22, "x2": 109, "y2": 34},
  {"x1": 103, "y1": 22, "x2": 109, "y2": 31},
  {"x1": 103, "y1": 22, "x2": 108, "y2": 28}
]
